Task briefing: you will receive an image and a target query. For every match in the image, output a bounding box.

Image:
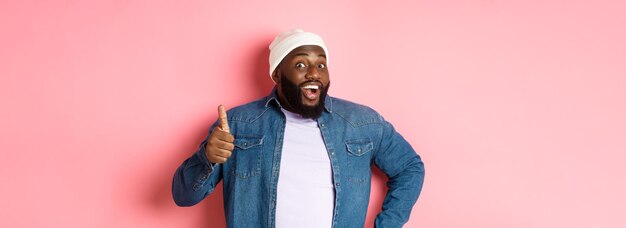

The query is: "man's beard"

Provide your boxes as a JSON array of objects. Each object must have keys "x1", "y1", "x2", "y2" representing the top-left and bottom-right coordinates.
[{"x1": 280, "y1": 76, "x2": 330, "y2": 119}]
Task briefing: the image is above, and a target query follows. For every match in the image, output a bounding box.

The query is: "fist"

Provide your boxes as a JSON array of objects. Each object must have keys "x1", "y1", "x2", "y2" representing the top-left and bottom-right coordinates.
[{"x1": 206, "y1": 105, "x2": 235, "y2": 164}]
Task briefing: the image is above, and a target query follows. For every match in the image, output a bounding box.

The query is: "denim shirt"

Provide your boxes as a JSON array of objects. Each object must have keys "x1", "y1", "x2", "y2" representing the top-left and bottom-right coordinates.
[{"x1": 172, "y1": 89, "x2": 425, "y2": 228}]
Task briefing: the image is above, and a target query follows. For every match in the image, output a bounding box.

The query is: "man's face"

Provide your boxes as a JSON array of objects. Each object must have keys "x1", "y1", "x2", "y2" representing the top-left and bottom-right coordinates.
[{"x1": 273, "y1": 45, "x2": 330, "y2": 119}]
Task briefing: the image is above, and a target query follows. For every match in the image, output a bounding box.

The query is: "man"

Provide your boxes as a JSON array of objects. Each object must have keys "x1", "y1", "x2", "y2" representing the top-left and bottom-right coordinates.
[{"x1": 172, "y1": 29, "x2": 425, "y2": 228}]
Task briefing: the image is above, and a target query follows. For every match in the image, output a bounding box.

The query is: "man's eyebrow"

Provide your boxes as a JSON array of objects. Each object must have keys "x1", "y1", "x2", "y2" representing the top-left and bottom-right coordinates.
[{"x1": 294, "y1": 53, "x2": 327, "y2": 58}]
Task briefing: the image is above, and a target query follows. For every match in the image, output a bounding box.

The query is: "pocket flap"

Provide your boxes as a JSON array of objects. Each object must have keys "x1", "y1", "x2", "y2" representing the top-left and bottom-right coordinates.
[
  {"x1": 234, "y1": 135, "x2": 264, "y2": 150},
  {"x1": 345, "y1": 138, "x2": 373, "y2": 156}
]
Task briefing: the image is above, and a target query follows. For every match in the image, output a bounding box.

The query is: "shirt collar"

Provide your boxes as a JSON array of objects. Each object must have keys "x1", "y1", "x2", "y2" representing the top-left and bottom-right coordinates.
[{"x1": 264, "y1": 86, "x2": 333, "y2": 113}]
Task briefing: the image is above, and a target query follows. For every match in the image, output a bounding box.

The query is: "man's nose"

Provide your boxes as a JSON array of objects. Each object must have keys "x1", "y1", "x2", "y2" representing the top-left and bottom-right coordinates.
[{"x1": 305, "y1": 66, "x2": 320, "y2": 80}]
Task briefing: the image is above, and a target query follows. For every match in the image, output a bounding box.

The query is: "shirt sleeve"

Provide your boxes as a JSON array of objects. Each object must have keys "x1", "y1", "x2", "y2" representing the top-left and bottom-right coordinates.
[
  {"x1": 172, "y1": 120, "x2": 223, "y2": 207},
  {"x1": 373, "y1": 118, "x2": 425, "y2": 228}
]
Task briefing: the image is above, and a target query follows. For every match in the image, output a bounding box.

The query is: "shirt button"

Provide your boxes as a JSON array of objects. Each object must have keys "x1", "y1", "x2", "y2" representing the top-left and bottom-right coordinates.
[
  {"x1": 330, "y1": 152, "x2": 335, "y2": 156},
  {"x1": 335, "y1": 182, "x2": 340, "y2": 187},
  {"x1": 321, "y1": 123, "x2": 325, "y2": 127},
  {"x1": 357, "y1": 148, "x2": 362, "y2": 152}
]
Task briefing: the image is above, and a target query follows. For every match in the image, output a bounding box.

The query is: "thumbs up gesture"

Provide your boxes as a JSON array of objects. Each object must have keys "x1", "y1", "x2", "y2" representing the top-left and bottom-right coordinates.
[{"x1": 206, "y1": 105, "x2": 235, "y2": 164}]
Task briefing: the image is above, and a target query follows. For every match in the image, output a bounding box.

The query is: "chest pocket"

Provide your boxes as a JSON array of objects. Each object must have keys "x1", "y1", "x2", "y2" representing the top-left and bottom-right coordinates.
[
  {"x1": 230, "y1": 134, "x2": 264, "y2": 178},
  {"x1": 345, "y1": 138, "x2": 374, "y2": 157}
]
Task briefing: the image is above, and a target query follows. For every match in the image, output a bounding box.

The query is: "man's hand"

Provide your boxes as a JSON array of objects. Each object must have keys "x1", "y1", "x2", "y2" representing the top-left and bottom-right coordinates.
[{"x1": 206, "y1": 105, "x2": 235, "y2": 164}]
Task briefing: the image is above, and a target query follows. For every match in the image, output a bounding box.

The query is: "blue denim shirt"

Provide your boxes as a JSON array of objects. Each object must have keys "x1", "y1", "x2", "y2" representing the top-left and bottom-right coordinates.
[{"x1": 173, "y1": 89, "x2": 425, "y2": 228}]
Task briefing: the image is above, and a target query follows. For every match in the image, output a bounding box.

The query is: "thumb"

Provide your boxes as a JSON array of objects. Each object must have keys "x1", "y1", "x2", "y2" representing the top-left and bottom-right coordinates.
[{"x1": 218, "y1": 105, "x2": 230, "y2": 133}]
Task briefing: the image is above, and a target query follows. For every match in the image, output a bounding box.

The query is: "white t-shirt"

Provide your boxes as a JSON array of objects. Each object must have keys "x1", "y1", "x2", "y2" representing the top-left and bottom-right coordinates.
[{"x1": 275, "y1": 108, "x2": 335, "y2": 228}]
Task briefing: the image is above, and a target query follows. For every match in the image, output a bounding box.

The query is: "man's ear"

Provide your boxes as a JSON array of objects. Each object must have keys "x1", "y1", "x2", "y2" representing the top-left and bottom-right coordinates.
[{"x1": 271, "y1": 66, "x2": 280, "y2": 84}]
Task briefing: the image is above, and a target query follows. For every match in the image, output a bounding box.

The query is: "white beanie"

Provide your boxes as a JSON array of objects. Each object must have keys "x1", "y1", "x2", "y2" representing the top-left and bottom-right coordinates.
[{"x1": 268, "y1": 29, "x2": 329, "y2": 79}]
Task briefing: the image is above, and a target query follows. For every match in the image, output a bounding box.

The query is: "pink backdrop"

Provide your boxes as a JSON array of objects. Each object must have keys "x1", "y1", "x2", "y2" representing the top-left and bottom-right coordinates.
[{"x1": 1, "y1": 0, "x2": 625, "y2": 227}]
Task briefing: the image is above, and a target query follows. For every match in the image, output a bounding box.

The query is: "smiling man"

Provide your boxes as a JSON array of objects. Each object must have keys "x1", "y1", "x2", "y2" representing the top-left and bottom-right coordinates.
[{"x1": 173, "y1": 29, "x2": 425, "y2": 228}]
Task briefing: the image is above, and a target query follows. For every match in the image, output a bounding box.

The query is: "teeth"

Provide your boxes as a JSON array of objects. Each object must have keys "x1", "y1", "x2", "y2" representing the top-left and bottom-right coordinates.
[{"x1": 303, "y1": 84, "x2": 319, "y2": 90}]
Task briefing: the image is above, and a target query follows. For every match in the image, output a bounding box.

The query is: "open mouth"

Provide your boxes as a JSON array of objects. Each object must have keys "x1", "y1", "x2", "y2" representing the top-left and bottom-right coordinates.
[{"x1": 301, "y1": 83, "x2": 321, "y2": 100}]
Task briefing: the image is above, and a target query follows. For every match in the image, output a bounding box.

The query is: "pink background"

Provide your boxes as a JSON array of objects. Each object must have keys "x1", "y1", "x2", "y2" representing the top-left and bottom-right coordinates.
[{"x1": 1, "y1": 0, "x2": 625, "y2": 227}]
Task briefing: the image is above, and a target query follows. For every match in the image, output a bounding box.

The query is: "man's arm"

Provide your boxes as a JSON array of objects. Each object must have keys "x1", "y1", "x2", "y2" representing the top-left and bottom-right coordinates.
[
  {"x1": 373, "y1": 119, "x2": 425, "y2": 228},
  {"x1": 172, "y1": 121, "x2": 223, "y2": 206},
  {"x1": 172, "y1": 105, "x2": 234, "y2": 206}
]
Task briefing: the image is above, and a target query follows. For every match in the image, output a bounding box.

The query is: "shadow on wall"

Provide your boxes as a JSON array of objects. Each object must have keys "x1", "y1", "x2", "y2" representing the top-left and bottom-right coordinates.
[
  {"x1": 366, "y1": 166, "x2": 389, "y2": 227},
  {"x1": 146, "y1": 40, "x2": 274, "y2": 227},
  {"x1": 146, "y1": 114, "x2": 226, "y2": 227},
  {"x1": 249, "y1": 38, "x2": 275, "y2": 98}
]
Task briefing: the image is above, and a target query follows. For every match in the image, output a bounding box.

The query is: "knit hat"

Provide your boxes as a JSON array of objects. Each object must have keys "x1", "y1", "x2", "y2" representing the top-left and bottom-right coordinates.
[{"x1": 268, "y1": 29, "x2": 329, "y2": 80}]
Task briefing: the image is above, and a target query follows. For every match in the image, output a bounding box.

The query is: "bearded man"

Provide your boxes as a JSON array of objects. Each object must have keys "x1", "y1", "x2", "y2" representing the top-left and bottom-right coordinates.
[{"x1": 173, "y1": 29, "x2": 425, "y2": 228}]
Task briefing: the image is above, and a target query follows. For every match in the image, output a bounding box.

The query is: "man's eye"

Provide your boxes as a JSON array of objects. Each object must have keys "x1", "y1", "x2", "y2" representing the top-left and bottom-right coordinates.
[
  {"x1": 318, "y1": 64, "x2": 326, "y2": 69},
  {"x1": 296, "y1": 63, "x2": 306, "y2": 68}
]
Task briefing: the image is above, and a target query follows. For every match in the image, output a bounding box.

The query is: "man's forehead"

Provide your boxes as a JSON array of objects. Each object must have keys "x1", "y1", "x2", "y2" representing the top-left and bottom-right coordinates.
[{"x1": 287, "y1": 45, "x2": 326, "y2": 58}]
